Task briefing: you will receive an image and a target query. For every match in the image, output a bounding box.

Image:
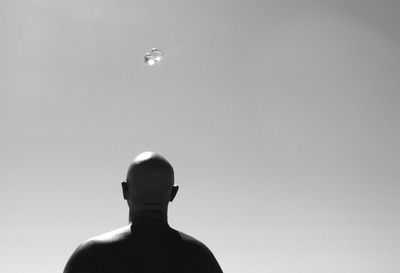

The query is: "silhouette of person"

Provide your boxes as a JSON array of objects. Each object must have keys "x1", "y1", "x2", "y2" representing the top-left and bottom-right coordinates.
[{"x1": 64, "y1": 151, "x2": 223, "y2": 273}]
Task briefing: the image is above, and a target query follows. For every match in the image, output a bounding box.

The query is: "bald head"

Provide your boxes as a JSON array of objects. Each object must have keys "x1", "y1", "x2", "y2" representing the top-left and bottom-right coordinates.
[{"x1": 123, "y1": 152, "x2": 177, "y2": 208}]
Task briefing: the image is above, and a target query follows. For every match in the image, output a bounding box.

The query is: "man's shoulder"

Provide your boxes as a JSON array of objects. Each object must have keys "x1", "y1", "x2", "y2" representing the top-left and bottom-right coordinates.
[
  {"x1": 176, "y1": 230, "x2": 209, "y2": 250},
  {"x1": 73, "y1": 225, "x2": 132, "y2": 254},
  {"x1": 174, "y1": 230, "x2": 223, "y2": 272},
  {"x1": 76, "y1": 225, "x2": 131, "y2": 250},
  {"x1": 63, "y1": 226, "x2": 131, "y2": 273},
  {"x1": 88, "y1": 225, "x2": 131, "y2": 244}
]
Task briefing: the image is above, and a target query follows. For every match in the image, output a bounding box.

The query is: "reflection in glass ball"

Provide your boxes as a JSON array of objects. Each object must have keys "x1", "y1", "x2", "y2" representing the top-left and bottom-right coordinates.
[{"x1": 144, "y1": 48, "x2": 165, "y2": 66}]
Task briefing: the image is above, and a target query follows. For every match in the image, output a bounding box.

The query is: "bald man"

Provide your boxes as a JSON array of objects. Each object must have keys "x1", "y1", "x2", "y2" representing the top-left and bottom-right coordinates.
[{"x1": 63, "y1": 152, "x2": 223, "y2": 273}]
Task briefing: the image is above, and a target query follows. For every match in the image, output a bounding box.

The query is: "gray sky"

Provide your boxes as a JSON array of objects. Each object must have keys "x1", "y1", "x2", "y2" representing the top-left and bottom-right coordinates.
[{"x1": 1, "y1": 1, "x2": 400, "y2": 272}]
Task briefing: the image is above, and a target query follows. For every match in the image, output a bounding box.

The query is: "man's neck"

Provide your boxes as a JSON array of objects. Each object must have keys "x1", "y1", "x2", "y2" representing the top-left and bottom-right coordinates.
[{"x1": 129, "y1": 206, "x2": 168, "y2": 224}]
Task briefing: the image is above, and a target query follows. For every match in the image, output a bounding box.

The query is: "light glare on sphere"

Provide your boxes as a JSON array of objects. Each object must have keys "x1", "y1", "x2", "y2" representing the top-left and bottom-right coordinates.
[{"x1": 144, "y1": 48, "x2": 164, "y2": 66}]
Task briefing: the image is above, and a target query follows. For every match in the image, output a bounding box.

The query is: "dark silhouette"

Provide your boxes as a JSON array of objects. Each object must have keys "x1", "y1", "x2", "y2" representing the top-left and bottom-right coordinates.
[{"x1": 64, "y1": 151, "x2": 223, "y2": 273}]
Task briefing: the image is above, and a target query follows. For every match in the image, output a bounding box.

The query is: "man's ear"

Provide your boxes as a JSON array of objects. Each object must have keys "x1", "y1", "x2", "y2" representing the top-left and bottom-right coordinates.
[
  {"x1": 121, "y1": 182, "x2": 129, "y2": 200},
  {"x1": 170, "y1": 185, "x2": 179, "y2": 202}
]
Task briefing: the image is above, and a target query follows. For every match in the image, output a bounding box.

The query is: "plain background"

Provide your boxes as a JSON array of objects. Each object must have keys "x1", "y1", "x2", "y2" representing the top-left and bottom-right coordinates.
[{"x1": 1, "y1": 1, "x2": 399, "y2": 272}]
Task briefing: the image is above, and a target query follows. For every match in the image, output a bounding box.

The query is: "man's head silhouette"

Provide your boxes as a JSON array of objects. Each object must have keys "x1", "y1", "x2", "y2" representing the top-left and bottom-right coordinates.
[
  {"x1": 64, "y1": 151, "x2": 223, "y2": 273},
  {"x1": 122, "y1": 151, "x2": 179, "y2": 213}
]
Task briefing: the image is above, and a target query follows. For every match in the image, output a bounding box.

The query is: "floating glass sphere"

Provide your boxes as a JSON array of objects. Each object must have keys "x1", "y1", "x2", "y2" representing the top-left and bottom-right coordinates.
[
  {"x1": 144, "y1": 48, "x2": 165, "y2": 66},
  {"x1": 144, "y1": 53, "x2": 156, "y2": 66},
  {"x1": 150, "y1": 48, "x2": 164, "y2": 62}
]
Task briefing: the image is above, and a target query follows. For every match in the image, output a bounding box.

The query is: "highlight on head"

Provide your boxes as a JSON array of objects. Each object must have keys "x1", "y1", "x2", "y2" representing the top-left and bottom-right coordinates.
[{"x1": 125, "y1": 152, "x2": 175, "y2": 206}]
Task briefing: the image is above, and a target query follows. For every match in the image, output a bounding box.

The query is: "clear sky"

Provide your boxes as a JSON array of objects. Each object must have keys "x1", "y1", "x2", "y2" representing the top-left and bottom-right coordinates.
[{"x1": 1, "y1": 1, "x2": 400, "y2": 272}]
